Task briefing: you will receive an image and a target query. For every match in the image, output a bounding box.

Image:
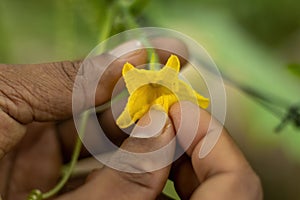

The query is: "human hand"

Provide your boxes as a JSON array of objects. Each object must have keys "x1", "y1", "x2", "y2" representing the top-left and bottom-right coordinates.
[
  {"x1": 168, "y1": 102, "x2": 263, "y2": 199},
  {"x1": 51, "y1": 102, "x2": 263, "y2": 200},
  {"x1": 0, "y1": 38, "x2": 188, "y2": 199},
  {"x1": 0, "y1": 38, "x2": 262, "y2": 200}
]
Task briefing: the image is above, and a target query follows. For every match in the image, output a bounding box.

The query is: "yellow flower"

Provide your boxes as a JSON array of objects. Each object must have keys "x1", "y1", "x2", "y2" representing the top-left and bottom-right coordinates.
[{"x1": 116, "y1": 55, "x2": 209, "y2": 128}]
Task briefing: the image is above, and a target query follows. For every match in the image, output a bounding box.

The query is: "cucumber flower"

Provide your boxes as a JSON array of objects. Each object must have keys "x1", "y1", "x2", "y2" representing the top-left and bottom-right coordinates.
[{"x1": 116, "y1": 55, "x2": 209, "y2": 128}]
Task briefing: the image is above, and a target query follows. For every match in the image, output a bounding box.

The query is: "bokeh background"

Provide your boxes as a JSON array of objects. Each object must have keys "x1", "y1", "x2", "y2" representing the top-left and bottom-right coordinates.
[{"x1": 0, "y1": 0, "x2": 300, "y2": 199}]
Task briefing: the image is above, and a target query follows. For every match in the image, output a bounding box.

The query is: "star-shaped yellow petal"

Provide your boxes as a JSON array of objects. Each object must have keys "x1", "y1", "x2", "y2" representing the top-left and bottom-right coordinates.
[{"x1": 116, "y1": 55, "x2": 209, "y2": 128}]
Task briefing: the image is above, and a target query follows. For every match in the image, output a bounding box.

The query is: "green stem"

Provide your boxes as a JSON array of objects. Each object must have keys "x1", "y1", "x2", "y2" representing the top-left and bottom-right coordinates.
[
  {"x1": 120, "y1": 4, "x2": 159, "y2": 70},
  {"x1": 27, "y1": 111, "x2": 89, "y2": 200},
  {"x1": 42, "y1": 111, "x2": 89, "y2": 199},
  {"x1": 27, "y1": 3, "x2": 118, "y2": 200},
  {"x1": 42, "y1": 89, "x2": 122, "y2": 199},
  {"x1": 28, "y1": 3, "x2": 160, "y2": 199},
  {"x1": 149, "y1": 52, "x2": 159, "y2": 71},
  {"x1": 59, "y1": 90, "x2": 128, "y2": 176},
  {"x1": 97, "y1": 4, "x2": 116, "y2": 54},
  {"x1": 95, "y1": 89, "x2": 129, "y2": 113}
]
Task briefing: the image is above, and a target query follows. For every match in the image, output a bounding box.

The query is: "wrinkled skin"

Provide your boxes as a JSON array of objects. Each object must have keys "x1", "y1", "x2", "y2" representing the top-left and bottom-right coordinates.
[{"x1": 0, "y1": 38, "x2": 263, "y2": 200}]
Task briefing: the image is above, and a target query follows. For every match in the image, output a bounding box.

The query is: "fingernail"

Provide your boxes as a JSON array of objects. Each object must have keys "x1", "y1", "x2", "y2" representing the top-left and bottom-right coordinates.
[
  {"x1": 131, "y1": 109, "x2": 167, "y2": 138},
  {"x1": 109, "y1": 40, "x2": 143, "y2": 57}
]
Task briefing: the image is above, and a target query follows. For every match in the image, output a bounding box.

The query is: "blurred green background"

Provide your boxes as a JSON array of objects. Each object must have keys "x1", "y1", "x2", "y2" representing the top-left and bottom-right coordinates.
[{"x1": 1, "y1": 0, "x2": 300, "y2": 199}]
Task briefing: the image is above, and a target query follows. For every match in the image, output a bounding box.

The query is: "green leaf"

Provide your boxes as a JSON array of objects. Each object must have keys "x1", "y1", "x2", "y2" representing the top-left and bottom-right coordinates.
[{"x1": 287, "y1": 63, "x2": 300, "y2": 78}]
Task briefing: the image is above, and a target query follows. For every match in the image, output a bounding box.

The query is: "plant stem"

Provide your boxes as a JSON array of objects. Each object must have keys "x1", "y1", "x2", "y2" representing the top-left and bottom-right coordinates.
[
  {"x1": 27, "y1": 2, "x2": 118, "y2": 199},
  {"x1": 120, "y1": 3, "x2": 159, "y2": 70},
  {"x1": 42, "y1": 4, "x2": 118, "y2": 198},
  {"x1": 95, "y1": 89, "x2": 129, "y2": 113},
  {"x1": 97, "y1": 4, "x2": 116, "y2": 54},
  {"x1": 42, "y1": 111, "x2": 89, "y2": 199}
]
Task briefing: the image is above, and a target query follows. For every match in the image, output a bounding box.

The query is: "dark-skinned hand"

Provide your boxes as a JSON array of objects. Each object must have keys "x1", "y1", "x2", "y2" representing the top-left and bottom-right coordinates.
[{"x1": 0, "y1": 38, "x2": 262, "y2": 200}]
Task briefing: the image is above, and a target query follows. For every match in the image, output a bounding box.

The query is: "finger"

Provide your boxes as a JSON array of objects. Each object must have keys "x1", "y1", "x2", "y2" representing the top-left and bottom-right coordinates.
[
  {"x1": 56, "y1": 109, "x2": 175, "y2": 200},
  {"x1": 0, "y1": 41, "x2": 145, "y2": 161},
  {"x1": 2, "y1": 123, "x2": 62, "y2": 200},
  {"x1": 169, "y1": 102, "x2": 263, "y2": 199},
  {"x1": 0, "y1": 40, "x2": 147, "y2": 124},
  {"x1": 151, "y1": 37, "x2": 189, "y2": 65},
  {"x1": 0, "y1": 37, "x2": 188, "y2": 125},
  {"x1": 169, "y1": 154, "x2": 199, "y2": 200},
  {"x1": 0, "y1": 110, "x2": 26, "y2": 159},
  {"x1": 190, "y1": 131, "x2": 263, "y2": 200}
]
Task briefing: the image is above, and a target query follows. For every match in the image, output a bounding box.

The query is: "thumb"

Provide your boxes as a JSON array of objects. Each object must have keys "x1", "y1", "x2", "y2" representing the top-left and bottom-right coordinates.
[
  {"x1": 57, "y1": 109, "x2": 176, "y2": 200},
  {"x1": 0, "y1": 40, "x2": 146, "y2": 124}
]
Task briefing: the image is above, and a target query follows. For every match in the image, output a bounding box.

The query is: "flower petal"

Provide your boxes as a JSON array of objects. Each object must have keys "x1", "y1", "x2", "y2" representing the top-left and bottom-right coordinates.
[
  {"x1": 164, "y1": 54, "x2": 180, "y2": 72},
  {"x1": 122, "y1": 62, "x2": 135, "y2": 75},
  {"x1": 116, "y1": 85, "x2": 154, "y2": 128},
  {"x1": 193, "y1": 90, "x2": 210, "y2": 108},
  {"x1": 116, "y1": 107, "x2": 133, "y2": 128}
]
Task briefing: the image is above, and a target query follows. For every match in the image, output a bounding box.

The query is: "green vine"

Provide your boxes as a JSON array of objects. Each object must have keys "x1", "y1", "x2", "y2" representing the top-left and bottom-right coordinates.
[
  {"x1": 27, "y1": 110, "x2": 88, "y2": 200},
  {"x1": 27, "y1": 0, "x2": 155, "y2": 199}
]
